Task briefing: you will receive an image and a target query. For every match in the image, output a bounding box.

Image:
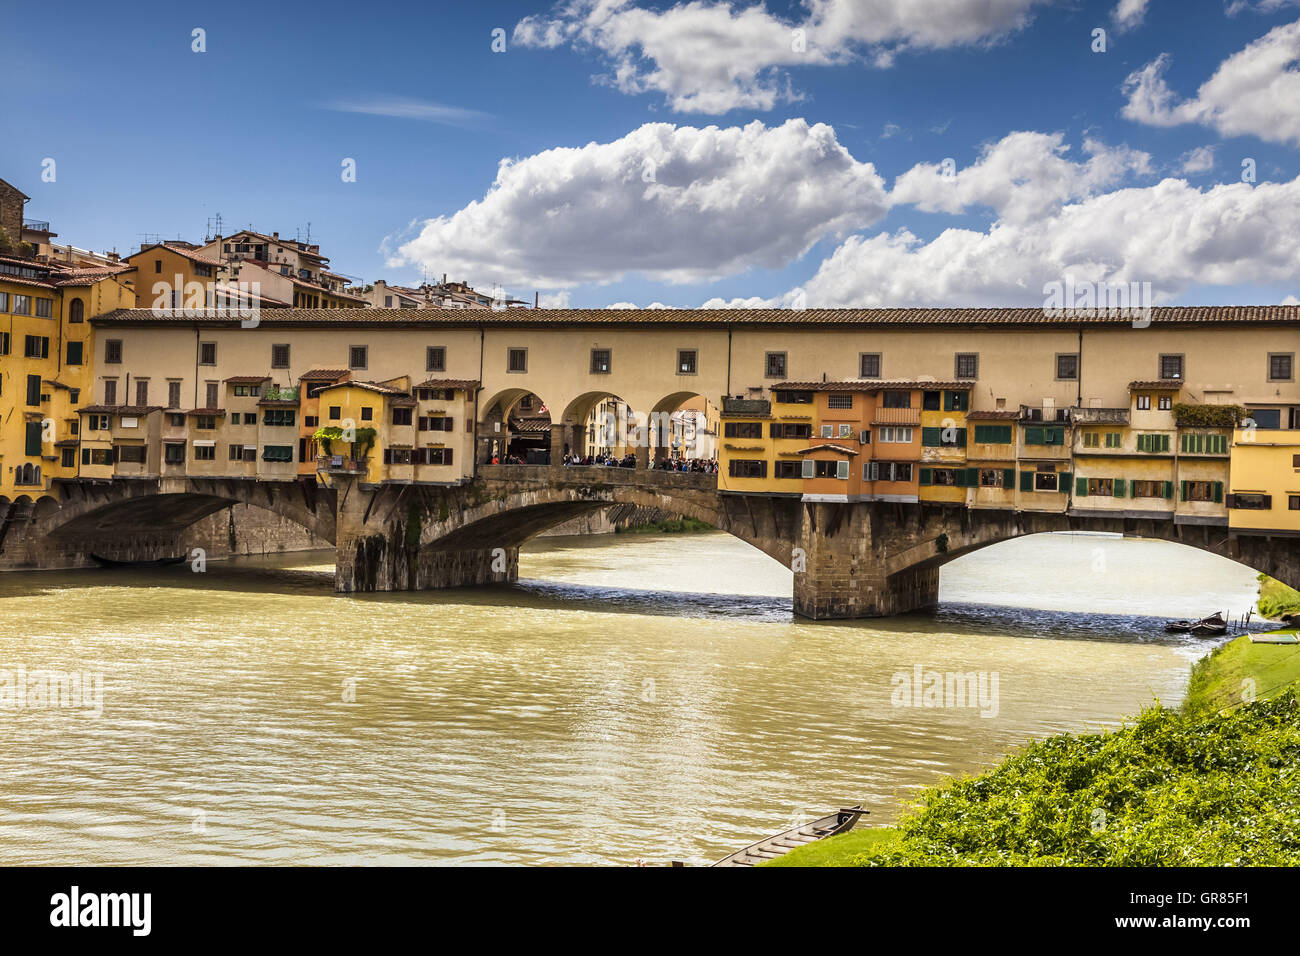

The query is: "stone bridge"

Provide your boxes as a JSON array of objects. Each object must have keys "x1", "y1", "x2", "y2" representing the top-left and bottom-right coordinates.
[{"x1": 7, "y1": 466, "x2": 1298, "y2": 619}]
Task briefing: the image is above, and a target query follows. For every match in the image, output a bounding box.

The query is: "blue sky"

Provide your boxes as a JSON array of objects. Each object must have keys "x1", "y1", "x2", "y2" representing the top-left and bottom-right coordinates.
[{"x1": 4, "y1": 0, "x2": 1299, "y2": 308}]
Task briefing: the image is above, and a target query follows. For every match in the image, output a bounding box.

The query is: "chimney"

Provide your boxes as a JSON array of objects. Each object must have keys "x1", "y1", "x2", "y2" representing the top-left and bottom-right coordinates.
[{"x1": 272, "y1": 231, "x2": 279, "y2": 239}]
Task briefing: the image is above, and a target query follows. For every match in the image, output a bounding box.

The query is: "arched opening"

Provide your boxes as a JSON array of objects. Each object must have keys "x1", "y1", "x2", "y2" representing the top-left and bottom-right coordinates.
[
  {"x1": 68, "y1": 297, "x2": 84, "y2": 323},
  {"x1": 649, "y1": 390, "x2": 720, "y2": 473},
  {"x1": 479, "y1": 388, "x2": 553, "y2": 464},
  {"x1": 560, "y1": 390, "x2": 640, "y2": 466}
]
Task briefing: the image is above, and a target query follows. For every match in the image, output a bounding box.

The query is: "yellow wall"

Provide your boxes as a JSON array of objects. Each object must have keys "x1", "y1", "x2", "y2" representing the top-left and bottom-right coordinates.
[{"x1": 1229, "y1": 428, "x2": 1300, "y2": 532}]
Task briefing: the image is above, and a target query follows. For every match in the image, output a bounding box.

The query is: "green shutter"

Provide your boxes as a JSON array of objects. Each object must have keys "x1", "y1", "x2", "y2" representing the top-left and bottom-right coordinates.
[
  {"x1": 1161, "y1": 434, "x2": 1170, "y2": 453},
  {"x1": 1180, "y1": 481, "x2": 1189, "y2": 501},
  {"x1": 1020, "y1": 471, "x2": 1033, "y2": 492},
  {"x1": 965, "y1": 467, "x2": 979, "y2": 486},
  {"x1": 1003, "y1": 468, "x2": 1015, "y2": 487},
  {"x1": 1076, "y1": 476, "x2": 1088, "y2": 497},
  {"x1": 919, "y1": 468, "x2": 933, "y2": 486},
  {"x1": 1113, "y1": 478, "x2": 1126, "y2": 498},
  {"x1": 1060, "y1": 471, "x2": 1072, "y2": 490},
  {"x1": 1213, "y1": 481, "x2": 1223, "y2": 503},
  {"x1": 1162, "y1": 480, "x2": 1173, "y2": 499},
  {"x1": 81, "y1": 448, "x2": 90, "y2": 465},
  {"x1": 921, "y1": 427, "x2": 942, "y2": 447},
  {"x1": 973, "y1": 425, "x2": 986, "y2": 443},
  {"x1": 1025, "y1": 426, "x2": 1044, "y2": 445},
  {"x1": 943, "y1": 391, "x2": 954, "y2": 411},
  {"x1": 25, "y1": 421, "x2": 42, "y2": 456}
]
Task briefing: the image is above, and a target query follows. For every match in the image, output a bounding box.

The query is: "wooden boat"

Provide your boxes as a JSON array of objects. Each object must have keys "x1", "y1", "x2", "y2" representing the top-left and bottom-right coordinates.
[
  {"x1": 1164, "y1": 620, "x2": 1195, "y2": 633},
  {"x1": 1190, "y1": 612, "x2": 1228, "y2": 637},
  {"x1": 90, "y1": 553, "x2": 187, "y2": 569},
  {"x1": 708, "y1": 806, "x2": 866, "y2": 867}
]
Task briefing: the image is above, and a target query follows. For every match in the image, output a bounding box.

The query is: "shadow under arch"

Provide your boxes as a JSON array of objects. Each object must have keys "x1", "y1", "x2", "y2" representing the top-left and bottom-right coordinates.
[{"x1": 478, "y1": 387, "x2": 554, "y2": 463}]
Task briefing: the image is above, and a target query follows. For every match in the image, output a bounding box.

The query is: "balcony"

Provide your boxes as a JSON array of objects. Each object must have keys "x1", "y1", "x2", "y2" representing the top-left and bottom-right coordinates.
[
  {"x1": 1071, "y1": 407, "x2": 1130, "y2": 426},
  {"x1": 872, "y1": 406, "x2": 921, "y2": 426},
  {"x1": 317, "y1": 455, "x2": 369, "y2": 475},
  {"x1": 22, "y1": 220, "x2": 51, "y2": 233},
  {"x1": 1021, "y1": 405, "x2": 1072, "y2": 423},
  {"x1": 722, "y1": 398, "x2": 770, "y2": 417}
]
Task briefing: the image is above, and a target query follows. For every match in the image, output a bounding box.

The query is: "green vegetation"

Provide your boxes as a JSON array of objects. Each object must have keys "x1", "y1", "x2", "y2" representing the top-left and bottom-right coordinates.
[
  {"x1": 1172, "y1": 403, "x2": 1245, "y2": 428},
  {"x1": 1257, "y1": 573, "x2": 1300, "y2": 620},
  {"x1": 616, "y1": 517, "x2": 714, "y2": 534},
  {"x1": 773, "y1": 633, "x2": 1300, "y2": 867}
]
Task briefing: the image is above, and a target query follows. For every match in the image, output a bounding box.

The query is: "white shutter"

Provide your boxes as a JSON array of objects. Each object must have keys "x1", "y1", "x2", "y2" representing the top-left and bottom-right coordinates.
[
  {"x1": 836, "y1": 460, "x2": 849, "y2": 479},
  {"x1": 801, "y1": 459, "x2": 814, "y2": 478},
  {"x1": 860, "y1": 429, "x2": 870, "y2": 444},
  {"x1": 839, "y1": 424, "x2": 851, "y2": 437},
  {"x1": 820, "y1": 424, "x2": 832, "y2": 438}
]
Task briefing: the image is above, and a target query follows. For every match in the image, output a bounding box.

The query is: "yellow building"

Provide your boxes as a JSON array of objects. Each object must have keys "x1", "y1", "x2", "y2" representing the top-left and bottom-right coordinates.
[
  {"x1": 1228, "y1": 427, "x2": 1300, "y2": 532},
  {"x1": 917, "y1": 384, "x2": 973, "y2": 505}
]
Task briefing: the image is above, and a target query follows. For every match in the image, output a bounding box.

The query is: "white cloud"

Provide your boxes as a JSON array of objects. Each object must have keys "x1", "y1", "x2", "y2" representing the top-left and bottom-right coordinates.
[
  {"x1": 795, "y1": 176, "x2": 1300, "y2": 307},
  {"x1": 391, "y1": 119, "x2": 887, "y2": 288},
  {"x1": 888, "y1": 131, "x2": 1152, "y2": 223},
  {"x1": 1282, "y1": 293, "x2": 1300, "y2": 303},
  {"x1": 700, "y1": 295, "x2": 779, "y2": 309},
  {"x1": 1180, "y1": 145, "x2": 1217, "y2": 173},
  {"x1": 1227, "y1": 0, "x2": 1300, "y2": 14},
  {"x1": 538, "y1": 290, "x2": 572, "y2": 308},
  {"x1": 1122, "y1": 21, "x2": 1300, "y2": 145},
  {"x1": 514, "y1": 0, "x2": 1048, "y2": 113},
  {"x1": 322, "y1": 96, "x2": 491, "y2": 127},
  {"x1": 1113, "y1": 0, "x2": 1150, "y2": 31}
]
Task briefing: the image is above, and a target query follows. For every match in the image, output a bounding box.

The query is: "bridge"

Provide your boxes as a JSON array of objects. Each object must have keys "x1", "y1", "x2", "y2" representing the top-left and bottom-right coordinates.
[{"x1": 14, "y1": 464, "x2": 1298, "y2": 619}]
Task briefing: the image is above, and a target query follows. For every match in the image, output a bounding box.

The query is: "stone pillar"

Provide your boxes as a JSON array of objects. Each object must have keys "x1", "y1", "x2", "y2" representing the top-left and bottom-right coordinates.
[
  {"x1": 792, "y1": 501, "x2": 940, "y2": 619},
  {"x1": 549, "y1": 423, "x2": 569, "y2": 463}
]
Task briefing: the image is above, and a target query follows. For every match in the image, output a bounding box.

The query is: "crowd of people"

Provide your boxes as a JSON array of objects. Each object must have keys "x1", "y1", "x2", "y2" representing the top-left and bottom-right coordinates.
[
  {"x1": 560, "y1": 452, "x2": 638, "y2": 468},
  {"x1": 553, "y1": 452, "x2": 720, "y2": 473}
]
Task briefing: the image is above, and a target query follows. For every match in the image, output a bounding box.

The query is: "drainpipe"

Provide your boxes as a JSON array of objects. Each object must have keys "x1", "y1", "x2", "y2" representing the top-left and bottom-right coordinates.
[{"x1": 725, "y1": 324, "x2": 732, "y2": 397}]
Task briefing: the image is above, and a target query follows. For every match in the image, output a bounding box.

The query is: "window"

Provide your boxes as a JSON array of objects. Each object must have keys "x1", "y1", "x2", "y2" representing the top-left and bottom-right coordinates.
[
  {"x1": 104, "y1": 379, "x2": 118, "y2": 405},
  {"x1": 61, "y1": 447, "x2": 76, "y2": 468},
  {"x1": 1290, "y1": 495, "x2": 1300, "y2": 511},
  {"x1": 328, "y1": 406, "x2": 341, "y2": 420},
  {"x1": 1135, "y1": 395, "x2": 1151, "y2": 410},
  {"x1": 305, "y1": 416, "x2": 318, "y2": 428},
  {"x1": 154, "y1": 259, "x2": 162, "y2": 273},
  {"x1": 1135, "y1": 433, "x2": 1171, "y2": 453},
  {"x1": 979, "y1": 469, "x2": 1008, "y2": 488},
  {"x1": 678, "y1": 350, "x2": 697, "y2": 374},
  {"x1": 928, "y1": 468, "x2": 959, "y2": 486},
  {"x1": 263, "y1": 409, "x2": 296, "y2": 427},
  {"x1": 0, "y1": 293, "x2": 6, "y2": 312},
  {"x1": 349, "y1": 346, "x2": 368, "y2": 369},
  {"x1": 923, "y1": 391, "x2": 941, "y2": 411},
  {"x1": 0, "y1": 331, "x2": 7, "y2": 354},
  {"x1": 954, "y1": 353, "x2": 978, "y2": 379},
  {"x1": 35, "y1": 298, "x2": 52, "y2": 318},
  {"x1": 860, "y1": 353, "x2": 881, "y2": 378},
  {"x1": 66, "y1": 341, "x2": 83, "y2": 365},
  {"x1": 418, "y1": 416, "x2": 454, "y2": 432},
  {"x1": 116, "y1": 445, "x2": 147, "y2": 464},
  {"x1": 885, "y1": 462, "x2": 912, "y2": 482},
  {"x1": 271, "y1": 344, "x2": 290, "y2": 368},
  {"x1": 1158, "y1": 354, "x2": 1183, "y2": 379},
  {"x1": 1105, "y1": 432, "x2": 1122, "y2": 448},
  {"x1": 723, "y1": 422, "x2": 763, "y2": 439},
  {"x1": 25, "y1": 420, "x2": 43, "y2": 456},
  {"x1": 1131, "y1": 480, "x2": 1168, "y2": 498},
  {"x1": 1087, "y1": 478, "x2": 1115, "y2": 496},
  {"x1": 774, "y1": 390, "x2": 813, "y2": 404},
  {"x1": 1034, "y1": 471, "x2": 1059, "y2": 492},
  {"x1": 820, "y1": 424, "x2": 833, "y2": 438},
  {"x1": 810, "y1": 459, "x2": 848, "y2": 479},
  {"x1": 24, "y1": 335, "x2": 49, "y2": 358},
  {"x1": 827, "y1": 394, "x2": 853, "y2": 409},
  {"x1": 105, "y1": 339, "x2": 122, "y2": 364},
  {"x1": 392, "y1": 407, "x2": 413, "y2": 426},
  {"x1": 1269, "y1": 353, "x2": 1294, "y2": 382},
  {"x1": 1228, "y1": 492, "x2": 1270, "y2": 510},
  {"x1": 507, "y1": 348, "x2": 528, "y2": 373},
  {"x1": 769, "y1": 422, "x2": 811, "y2": 439},
  {"x1": 728, "y1": 459, "x2": 767, "y2": 478},
  {"x1": 881, "y1": 391, "x2": 910, "y2": 409},
  {"x1": 384, "y1": 295, "x2": 393, "y2": 307},
  {"x1": 26, "y1": 374, "x2": 41, "y2": 407},
  {"x1": 764, "y1": 352, "x2": 787, "y2": 379},
  {"x1": 972, "y1": 424, "x2": 1013, "y2": 444},
  {"x1": 1056, "y1": 354, "x2": 1079, "y2": 380},
  {"x1": 68, "y1": 299, "x2": 84, "y2": 323},
  {"x1": 590, "y1": 349, "x2": 611, "y2": 374},
  {"x1": 195, "y1": 415, "x2": 216, "y2": 430},
  {"x1": 262, "y1": 446, "x2": 294, "y2": 463},
  {"x1": 1158, "y1": 395, "x2": 1172, "y2": 410},
  {"x1": 12, "y1": 295, "x2": 31, "y2": 315},
  {"x1": 922, "y1": 426, "x2": 967, "y2": 447},
  {"x1": 241, "y1": 412, "x2": 256, "y2": 425},
  {"x1": 385, "y1": 448, "x2": 414, "y2": 466},
  {"x1": 193, "y1": 444, "x2": 216, "y2": 461},
  {"x1": 774, "y1": 460, "x2": 803, "y2": 479},
  {"x1": 427, "y1": 346, "x2": 446, "y2": 372},
  {"x1": 837, "y1": 423, "x2": 853, "y2": 437},
  {"x1": 199, "y1": 342, "x2": 217, "y2": 365},
  {"x1": 169, "y1": 413, "x2": 185, "y2": 427},
  {"x1": 360, "y1": 407, "x2": 373, "y2": 421},
  {"x1": 878, "y1": 426, "x2": 914, "y2": 443},
  {"x1": 1023, "y1": 426, "x2": 1066, "y2": 445},
  {"x1": 205, "y1": 382, "x2": 219, "y2": 407},
  {"x1": 426, "y1": 448, "x2": 455, "y2": 466},
  {"x1": 135, "y1": 380, "x2": 149, "y2": 406}
]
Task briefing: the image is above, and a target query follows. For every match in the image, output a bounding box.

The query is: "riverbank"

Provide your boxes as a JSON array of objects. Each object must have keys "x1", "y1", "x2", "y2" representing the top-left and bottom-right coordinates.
[
  {"x1": 614, "y1": 516, "x2": 714, "y2": 534},
  {"x1": 773, "y1": 628, "x2": 1300, "y2": 866},
  {"x1": 1257, "y1": 574, "x2": 1300, "y2": 621}
]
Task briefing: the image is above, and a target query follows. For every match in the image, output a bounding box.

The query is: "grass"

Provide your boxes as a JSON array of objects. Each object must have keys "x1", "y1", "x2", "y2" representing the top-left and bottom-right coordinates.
[
  {"x1": 1257, "y1": 573, "x2": 1300, "y2": 620},
  {"x1": 1183, "y1": 630, "x2": 1300, "y2": 718},
  {"x1": 764, "y1": 826, "x2": 902, "y2": 866},
  {"x1": 766, "y1": 632, "x2": 1300, "y2": 867},
  {"x1": 615, "y1": 517, "x2": 714, "y2": 534}
]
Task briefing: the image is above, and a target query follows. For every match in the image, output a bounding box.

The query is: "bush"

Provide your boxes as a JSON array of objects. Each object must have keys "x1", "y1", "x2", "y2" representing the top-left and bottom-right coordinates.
[{"x1": 1172, "y1": 403, "x2": 1244, "y2": 428}]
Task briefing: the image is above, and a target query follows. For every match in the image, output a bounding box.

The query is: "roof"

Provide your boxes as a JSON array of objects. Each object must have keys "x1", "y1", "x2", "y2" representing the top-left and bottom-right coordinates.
[
  {"x1": 54, "y1": 266, "x2": 131, "y2": 287},
  {"x1": 223, "y1": 375, "x2": 272, "y2": 384},
  {"x1": 126, "y1": 243, "x2": 222, "y2": 267},
  {"x1": 87, "y1": 304, "x2": 1300, "y2": 330},
  {"x1": 299, "y1": 368, "x2": 351, "y2": 380},
  {"x1": 966, "y1": 410, "x2": 1022, "y2": 420},
  {"x1": 417, "y1": 379, "x2": 480, "y2": 389},
  {"x1": 78, "y1": 404, "x2": 162, "y2": 415},
  {"x1": 316, "y1": 380, "x2": 408, "y2": 396},
  {"x1": 185, "y1": 408, "x2": 226, "y2": 415},
  {"x1": 796, "y1": 443, "x2": 859, "y2": 456},
  {"x1": 1129, "y1": 379, "x2": 1184, "y2": 390},
  {"x1": 773, "y1": 379, "x2": 975, "y2": 391}
]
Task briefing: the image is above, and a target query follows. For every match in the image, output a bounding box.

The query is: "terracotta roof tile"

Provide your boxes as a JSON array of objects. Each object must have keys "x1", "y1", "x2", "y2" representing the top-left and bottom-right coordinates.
[
  {"x1": 1128, "y1": 379, "x2": 1184, "y2": 389},
  {"x1": 966, "y1": 410, "x2": 1022, "y2": 420},
  {"x1": 417, "y1": 379, "x2": 480, "y2": 389},
  {"x1": 78, "y1": 404, "x2": 163, "y2": 415},
  {"x1": 796, "y1": 443, "x2": 859, "y2": 455}
]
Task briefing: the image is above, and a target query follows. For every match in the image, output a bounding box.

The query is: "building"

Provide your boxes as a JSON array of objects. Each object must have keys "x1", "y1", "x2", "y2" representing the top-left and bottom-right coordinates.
[{"x1": 197, "y1": 230, "x2": 367, "y2": 309}]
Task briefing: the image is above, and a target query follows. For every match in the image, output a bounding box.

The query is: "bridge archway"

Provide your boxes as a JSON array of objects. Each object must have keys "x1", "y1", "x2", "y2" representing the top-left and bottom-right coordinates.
[
  {"x1": 560, "y1": 390, "x2": 640, "y2": 463},
  {"x1": 479, "y1": 388, "x2": 554, "y2": 464},
  {"x1": 649, "y1": 390, "x2": 719, "y2": 463}
]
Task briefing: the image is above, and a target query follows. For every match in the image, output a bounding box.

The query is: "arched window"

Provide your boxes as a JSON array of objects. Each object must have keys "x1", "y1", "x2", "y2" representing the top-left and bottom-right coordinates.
[
  {"x1": 32, "y1": 465, "x2": 41, "y2": 484},
  {"x1": 69, "y1": 298, "x2": 84, "y2": 323}
]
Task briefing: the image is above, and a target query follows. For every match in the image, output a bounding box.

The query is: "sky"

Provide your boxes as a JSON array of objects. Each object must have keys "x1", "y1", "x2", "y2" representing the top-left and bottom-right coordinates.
[{"x1": 4, "y1": 0, "x2": 1300, "y2": 309}]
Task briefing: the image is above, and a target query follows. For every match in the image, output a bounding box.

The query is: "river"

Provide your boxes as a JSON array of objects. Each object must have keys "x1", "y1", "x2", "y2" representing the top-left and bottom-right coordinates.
[{"x1": 0, "y1": 531, "x2": 1264, "y2": 865}]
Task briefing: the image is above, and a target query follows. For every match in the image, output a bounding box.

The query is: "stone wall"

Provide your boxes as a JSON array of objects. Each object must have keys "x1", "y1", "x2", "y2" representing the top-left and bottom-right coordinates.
[{"x1": 187, "y1": 503, "x2": 331, "y2": 559}]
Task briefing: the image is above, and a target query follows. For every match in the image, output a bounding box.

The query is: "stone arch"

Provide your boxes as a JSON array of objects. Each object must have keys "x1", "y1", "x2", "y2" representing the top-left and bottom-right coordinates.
[
  {"x1": 649, "y1": 389, "x2": 720, "y2": 462},
  {"x1": 478, "y1": 387, "x2": 555, "y2": 464}
]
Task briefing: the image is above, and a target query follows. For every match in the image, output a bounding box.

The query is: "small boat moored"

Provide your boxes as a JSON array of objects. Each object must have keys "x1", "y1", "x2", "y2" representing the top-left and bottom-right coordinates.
[
  {"x1": 706, "y1": 806, "x2": 866, "y2": 867},
  {"x1": 1164, "y1": 611, "x2": 1228, "y2": 636},
  {"x1": 90, "y1": 553, "x2": 187, "y2": 569}
]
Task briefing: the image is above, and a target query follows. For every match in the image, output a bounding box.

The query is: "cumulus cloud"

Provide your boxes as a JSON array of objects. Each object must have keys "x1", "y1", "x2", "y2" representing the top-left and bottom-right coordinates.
[
  {"x1": 1122, "y1": 21, "x2": 1300, "y2": 145},
  {"x1": 889, "y1": 131, "x2": 1152, "y2": 223},
  {"x1": 1113, "y1": 0, "x2": 1150, "y2": 31},
  {"x1": 1227, "y1": 0, "x2": 1300, "y2": 14},
  {"x1": 391, "y1": 119, "x2": 887, "y2": 288},
  {"x1": 1181, "y1": 145, "x2": 1217, "y2": 174},
  {"x1": 795, "y1": 176, "x2": 1300, "y2": 307},
  {"x1": 514, "y1": 0, "x2": 1047, "y2": 113}
]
